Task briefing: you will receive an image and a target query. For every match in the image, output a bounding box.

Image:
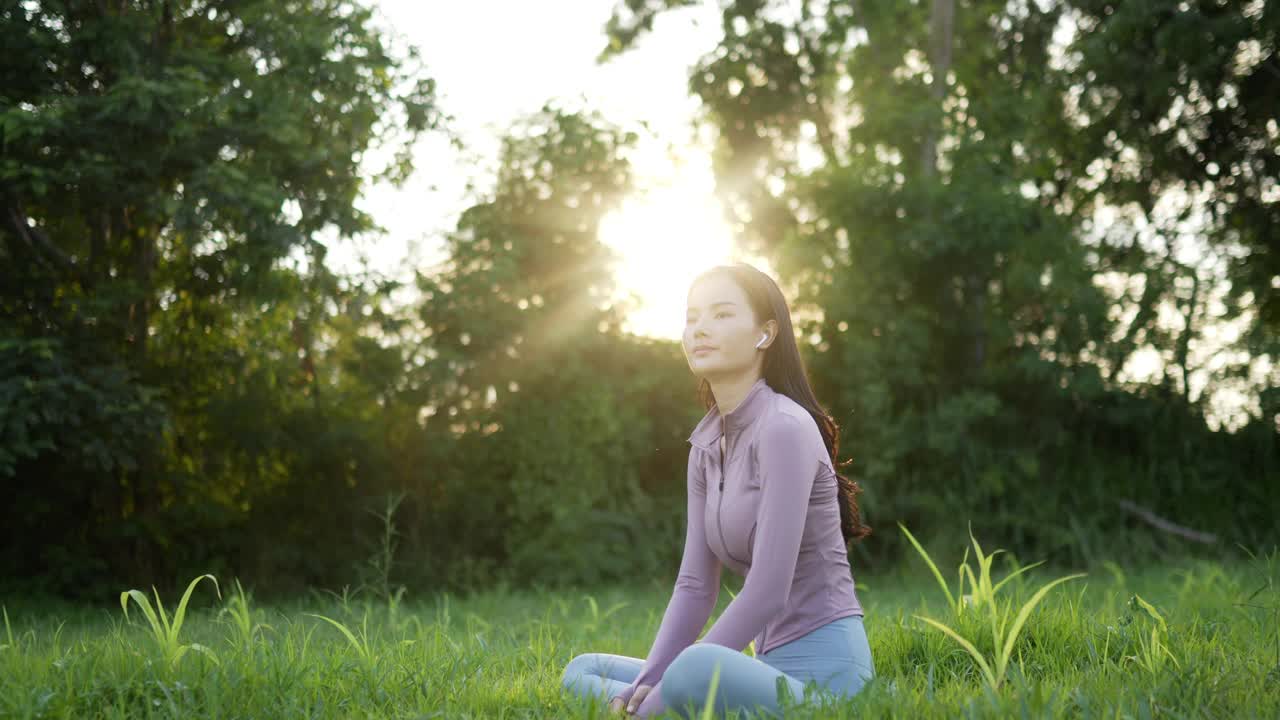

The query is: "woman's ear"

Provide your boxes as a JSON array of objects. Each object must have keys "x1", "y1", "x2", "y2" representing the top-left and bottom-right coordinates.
[{"x1": 764, "y1": 319, "x2": 779, "y2": 346}]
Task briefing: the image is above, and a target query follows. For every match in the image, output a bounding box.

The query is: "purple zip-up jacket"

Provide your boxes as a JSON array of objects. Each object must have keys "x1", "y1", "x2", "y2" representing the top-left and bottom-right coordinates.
[{"x1": 612, "y1": 377, "x2": 863, "y2": 717}]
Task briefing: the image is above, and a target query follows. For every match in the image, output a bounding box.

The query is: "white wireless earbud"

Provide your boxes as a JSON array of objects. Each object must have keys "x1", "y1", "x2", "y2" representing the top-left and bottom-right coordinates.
[{"x1": 755, "y1": 332, "x2": 768, "y2": 349}]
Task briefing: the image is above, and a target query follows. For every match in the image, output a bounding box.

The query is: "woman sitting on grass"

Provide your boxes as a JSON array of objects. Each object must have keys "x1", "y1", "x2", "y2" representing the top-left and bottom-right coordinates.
[{"x1": 561, "y1": 262, "x2": 875, "y2": 718}]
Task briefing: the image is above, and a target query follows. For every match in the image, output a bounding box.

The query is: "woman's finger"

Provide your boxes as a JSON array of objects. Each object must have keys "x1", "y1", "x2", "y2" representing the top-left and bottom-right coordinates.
[{"x1": 628, "y1": 684, "x2": 652, "y2": 714}]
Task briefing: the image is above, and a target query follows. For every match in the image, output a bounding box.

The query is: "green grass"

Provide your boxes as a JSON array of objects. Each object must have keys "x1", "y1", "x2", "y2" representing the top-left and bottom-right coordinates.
[{"x1": 0, "y1": 551, "x2": 1277, "y2": 719}]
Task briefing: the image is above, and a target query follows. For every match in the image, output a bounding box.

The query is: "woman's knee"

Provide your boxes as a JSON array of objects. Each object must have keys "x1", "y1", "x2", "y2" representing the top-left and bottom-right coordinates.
[
  {"x1": 661, "y1": 644, "x2": 732, "y2": 703},
  {"x1": 560, "y1": 652, "x2": 597, "y2": 690}
]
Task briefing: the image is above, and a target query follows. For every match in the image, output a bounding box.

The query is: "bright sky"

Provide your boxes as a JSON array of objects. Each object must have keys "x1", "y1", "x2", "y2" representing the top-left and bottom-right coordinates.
[
  {"x1": 332, "y1": 0, "x2": 770, "y2": 340},
  {"x1": 332, "y1": 1, "x2": 1265, "y2": 428}
]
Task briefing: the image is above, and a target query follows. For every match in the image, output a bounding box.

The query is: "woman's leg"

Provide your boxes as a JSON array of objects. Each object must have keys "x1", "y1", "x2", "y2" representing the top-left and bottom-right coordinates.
[
  {"x1": 659, "y1": 644, "x2": 811, "y2": 719},
  {"x1": 758, "y1": 615, "x2": 875, "y2": 698},
  {"x1": 561, "y1": 652, "x2": 645, "y2": 704},
  {"x1": 660, "y1": 616, "x2": 875, "y2": 719}
]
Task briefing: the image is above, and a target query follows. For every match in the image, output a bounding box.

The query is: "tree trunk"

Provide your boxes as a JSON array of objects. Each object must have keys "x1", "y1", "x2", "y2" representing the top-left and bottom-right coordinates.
[
  {"x1": 1176, "y1": 268, "x2": 1200, "y2": 404},
  {"x1": 922, "y1": 0, "x2": 982, "y2": 372},
  {"x1": 921, "y1": 0, "x2": 955, "y2": 178}
]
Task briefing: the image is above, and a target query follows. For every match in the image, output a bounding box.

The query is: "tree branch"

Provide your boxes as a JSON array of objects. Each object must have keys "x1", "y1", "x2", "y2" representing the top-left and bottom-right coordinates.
[
  {"x1": 1118, "y1": 499, "x2": 1219, "y2": 544},
  {"x1": 2, "y1": 197, "x2": 83, "y2": 284}
]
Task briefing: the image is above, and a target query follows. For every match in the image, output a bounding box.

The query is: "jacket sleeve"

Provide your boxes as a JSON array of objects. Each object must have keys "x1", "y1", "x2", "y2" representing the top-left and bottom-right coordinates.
[
  {"x1": 611, "y1": 445, "x2": 722, "y2": 705},
  {"x1": 695, "y1": 415, "x2": 817, "y2": 651}
]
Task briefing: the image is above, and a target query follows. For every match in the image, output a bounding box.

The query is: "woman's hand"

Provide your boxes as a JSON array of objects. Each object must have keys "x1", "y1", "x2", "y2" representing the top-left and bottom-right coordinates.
[{"x1": 609, "y1": 685, "x2": 653, "y2": 715}]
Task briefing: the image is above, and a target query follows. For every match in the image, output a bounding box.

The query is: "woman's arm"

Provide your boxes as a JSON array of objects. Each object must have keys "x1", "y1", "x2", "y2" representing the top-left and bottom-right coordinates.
[
  {"x1": 695, "y1": 414, "x2": 818, "y2": 651},
  {"x1": 611, "y1": 446, "x2": 722, "y2": 707}
]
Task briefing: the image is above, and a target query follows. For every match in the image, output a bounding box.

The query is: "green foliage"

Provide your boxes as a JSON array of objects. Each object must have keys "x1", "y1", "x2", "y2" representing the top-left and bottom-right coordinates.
[
  {"x1": 1, "y1": 0, "x2": 1277, "y2": 597},
  {"x1": 305, "y1": 611, "x2": 376, "y2": 669},
  {"x1": 0, "y1": 606, "x2": 11, "y2": 652},
  {"x1": 0, "y1": 335, "x2": 172, "y2": 594},
  {"x1": 0, "y1": 0, "x2": 441, "y2": 596},
  {"x1": 0, "y1": 336, "x2": 167, "y2": 478},
  {"x1": 1062, "y1": 0, "x2": 1280, "y2": 337},
  {"x1": 0, "y1": 559, "x2": 1275, "y2": 717},
  {"x1": 405, "y1": 104, "x2": 699, "y2": 589},
  {"x1": 119, "y1": 574, "x2": 222, "y2": 669},
  {"x1": 216, "y1": 579, "x2": 273, "y2": 653},
  {"x1": 1121, "y1": 594, "x2": 1181, "y2": 675},
  {"x1": 903, "y1": 524, "x2": 1086, "y2": 690},
  {"x1": 356, "y1": 492, "x2": 408, "y2": 601},
  {"x1": 600, "y1": 0, "x2": 1279, "y2": 574},
  {"x1": 699, "y1": 664, "x2": 721, "y2": 720}
]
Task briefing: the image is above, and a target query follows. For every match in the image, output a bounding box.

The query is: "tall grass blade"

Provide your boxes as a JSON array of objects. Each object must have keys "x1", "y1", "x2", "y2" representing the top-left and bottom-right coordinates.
[
  {"x1": 992, "y1": 560, "x2": 1046, "y2": 595},
  {"x1": 998, "y1": 573, "x2": 1087, "y2": 677},
  {"x1": 1130, "y1": 594, "x2": 1168, "y2": 632},
  {"x1": 900, "y1": 523, "x2": 957, "y2": 612},
  {"x1": 172, "y1": 574, "x2": 220, "y2": 645},
  {"x1": 186, "y1": 642, "x2": 221, "y2": 666},
  {"x1": 120, "y1": 589, "x2": 164, "y2": 641},
  {"x1": 914, "y1": 615, "x2": 996, "y2": 688},
  {"x1": 1, "y1": 605, "x2": 12, "y2": 651},
  {"x1": 307, "y1": 613, "x2": 370, "y2": 662},
  {"x1": 120, "y1": 574, "x2": 222, "y2": 668},
  {"x1": 699, "y1": 664, "x2": 721, "y2": 720},
  {"x1": 153, "y1": 587, "x2": 171, "y2": 637}
]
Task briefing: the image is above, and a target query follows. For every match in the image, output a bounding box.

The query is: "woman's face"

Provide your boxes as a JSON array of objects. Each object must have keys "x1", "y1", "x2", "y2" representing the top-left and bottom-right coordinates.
[{"x1": 683, "y1": 273, "x2": 772, "y2": 379}]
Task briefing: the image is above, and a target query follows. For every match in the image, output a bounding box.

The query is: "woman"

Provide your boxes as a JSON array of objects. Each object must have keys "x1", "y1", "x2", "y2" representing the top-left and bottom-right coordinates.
[{"x1": 560, "y1": 262, "x2": 874, "y2": 718}]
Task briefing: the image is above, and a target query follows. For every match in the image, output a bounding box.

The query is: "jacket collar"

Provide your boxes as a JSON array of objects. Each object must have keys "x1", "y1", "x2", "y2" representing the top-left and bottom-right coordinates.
[{"x1": 688, "y1": 376, "x2": 773, "y2": 450}]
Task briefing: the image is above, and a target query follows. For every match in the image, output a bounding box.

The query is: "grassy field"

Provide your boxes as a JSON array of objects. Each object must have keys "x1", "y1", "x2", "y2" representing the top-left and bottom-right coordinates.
[{"x1": 1, "y1": 547, "x2": 1277, "y2": 719}]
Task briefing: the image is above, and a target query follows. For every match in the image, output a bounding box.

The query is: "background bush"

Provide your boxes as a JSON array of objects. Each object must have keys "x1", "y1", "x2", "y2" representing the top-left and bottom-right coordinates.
[{"x1": 2, "y1": 0, "x2": 1276, "y2": 599}]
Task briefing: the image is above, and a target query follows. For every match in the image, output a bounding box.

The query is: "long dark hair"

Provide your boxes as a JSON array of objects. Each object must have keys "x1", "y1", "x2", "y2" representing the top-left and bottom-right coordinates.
[{"x1": 693, "y1": 262, "x2": 871, "y2": 545}]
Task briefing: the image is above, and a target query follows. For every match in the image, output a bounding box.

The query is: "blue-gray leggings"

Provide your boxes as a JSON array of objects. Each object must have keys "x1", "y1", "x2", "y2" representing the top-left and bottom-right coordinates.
[{"x1": 561, "y1": 615, "x2": 874, "y2": 718}]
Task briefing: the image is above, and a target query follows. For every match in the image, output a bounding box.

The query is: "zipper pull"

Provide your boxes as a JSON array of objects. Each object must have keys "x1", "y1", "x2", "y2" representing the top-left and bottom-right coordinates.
[{"x1": 719, "y1": 477, "x2": 724, "y2": 491}]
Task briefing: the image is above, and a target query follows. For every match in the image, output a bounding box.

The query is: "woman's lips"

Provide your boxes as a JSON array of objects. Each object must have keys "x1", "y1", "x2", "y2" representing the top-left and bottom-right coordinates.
[{"x1": 693, "y1": 347, "x2": 715, "y2": 355}]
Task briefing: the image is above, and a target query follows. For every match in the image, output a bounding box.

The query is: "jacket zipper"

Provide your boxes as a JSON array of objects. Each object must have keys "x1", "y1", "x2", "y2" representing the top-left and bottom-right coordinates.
[
  {"x1": 719, "y1": 418, "x2": 769, "y2": 653},
  {"x1": 717, "y1": 418, "x2": 748, "y2": 565}
]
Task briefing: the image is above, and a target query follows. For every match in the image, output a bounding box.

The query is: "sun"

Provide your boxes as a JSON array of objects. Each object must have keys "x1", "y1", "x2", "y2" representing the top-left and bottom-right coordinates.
[{"x1": 598, "y1": 181, "x2": 739, "y2": 339}]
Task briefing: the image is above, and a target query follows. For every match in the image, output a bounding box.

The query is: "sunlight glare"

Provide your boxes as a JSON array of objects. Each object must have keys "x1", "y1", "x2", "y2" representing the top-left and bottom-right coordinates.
[{"x1": 599, "y1": 180, "x2": 739, "y2": 340}]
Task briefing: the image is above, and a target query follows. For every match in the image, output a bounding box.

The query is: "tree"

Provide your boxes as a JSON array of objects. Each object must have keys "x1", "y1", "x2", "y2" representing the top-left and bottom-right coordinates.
[
  {"x1": 0, "y1": 0, "x2": 440, "y2": 592},
  {"x1": 599, "y1": 1, "x2": 1277, "y2": 559},
  {"x1": 1053, "y1": 0, "x2": 1279, "y2": 414}
]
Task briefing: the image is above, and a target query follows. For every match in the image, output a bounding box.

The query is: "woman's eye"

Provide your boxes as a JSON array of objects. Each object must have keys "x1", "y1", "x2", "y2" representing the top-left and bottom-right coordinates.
[{"x1": 715, "y1": 312, "x2": 730, "y2": 319}]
